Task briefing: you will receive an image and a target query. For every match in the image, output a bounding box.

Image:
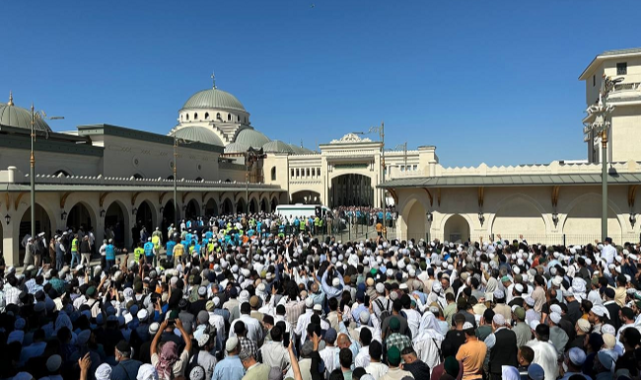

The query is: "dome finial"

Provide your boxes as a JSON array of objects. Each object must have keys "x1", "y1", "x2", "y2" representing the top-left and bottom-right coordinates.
[
  {"x1": 210, "y1": 71, "x2": 216, "y2": 89},
  {"x1": 8, "y1": 91, "x2": 14, "y2": 106}
]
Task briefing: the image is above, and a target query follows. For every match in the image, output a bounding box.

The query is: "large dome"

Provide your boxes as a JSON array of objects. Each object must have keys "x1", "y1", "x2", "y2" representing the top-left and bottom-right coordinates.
[
  {"x1": 170, "y1": 126, "x2": 224, "y2": 147},
  {"x1": 0, "y1": 94, "x2": 52, "y2": 132},
  {"x1": 182, "y1": 88, "x2": 246, "y2": 113},
  {"x1": 234, "y1": 128, "x2": 270, "y2": 149}
]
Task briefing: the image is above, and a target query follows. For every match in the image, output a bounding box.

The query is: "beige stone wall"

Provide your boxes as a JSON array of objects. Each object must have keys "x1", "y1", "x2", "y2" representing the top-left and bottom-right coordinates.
[
  {"x1": 101, "y1": 136, "x2": 220, "y2": 180},
  {"x1": 395, "y1": 185, "x2": 639, "y2": 246}
]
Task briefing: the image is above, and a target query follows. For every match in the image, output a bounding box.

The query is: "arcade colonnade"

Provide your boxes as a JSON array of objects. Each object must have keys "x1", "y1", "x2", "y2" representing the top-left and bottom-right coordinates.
[
  {"x1": 0, "y1": 190, "x2": 285, "y2": 266},
  {"x1": 394, "y1": 185, "x2": 641, "y2": 246}
]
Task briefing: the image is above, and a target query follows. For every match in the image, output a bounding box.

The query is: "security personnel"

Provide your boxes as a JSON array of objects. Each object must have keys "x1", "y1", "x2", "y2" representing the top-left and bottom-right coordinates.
[{"x1": 134, "y1": 242, "x2": 145, "y2": 262}]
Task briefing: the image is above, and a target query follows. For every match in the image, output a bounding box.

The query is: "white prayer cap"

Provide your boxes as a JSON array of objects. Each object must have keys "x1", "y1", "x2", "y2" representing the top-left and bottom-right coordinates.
[
  {"x1": 568, "y1": 347, "x2": 586, "y2": 366},
  {"x1": 601, "y1": 324, "x2": 616, "y2": 336},
  {"x1": 525, "y1": 297, "x2": 535, "y2": 307},
  {"x1": 529, "y1": 320, "x2": 540, "y2": 330},
  {"x1": 462, "y1": 322, "x2": 474, "y2": 330},
  {"x1": 514, "y1": 284, "x2": 524, "y2": 293},
  {"x1": 493, "y1": 314, "x2": 506, "y2": 326},
  {"x1": 513, "y1": 266, "x2": 521, "y2": 275},
  {"x1": 591, "y1": 305, "x2": 607, "y2": 317},
  {"x1": 549, "y1": 312, "x2": 561, "y2": 324},
  {"x1": 332, "y1": 278, "x2": 340, "y2": 287},
  {"x1": 550, "y1": 304, "x2": 562, "y2": 314}
]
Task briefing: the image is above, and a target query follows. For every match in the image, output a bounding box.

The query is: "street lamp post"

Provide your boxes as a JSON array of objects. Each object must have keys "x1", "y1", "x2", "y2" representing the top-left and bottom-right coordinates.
[
  {"x1": 29, "y1": 104, "x2": 63, "y2": 240},
  {"x1": 354, "y1": 122, "x2": 386, "y2": 238},
  {"x1": 583, "y1": 75, "x2": 621, "y2": 241}
]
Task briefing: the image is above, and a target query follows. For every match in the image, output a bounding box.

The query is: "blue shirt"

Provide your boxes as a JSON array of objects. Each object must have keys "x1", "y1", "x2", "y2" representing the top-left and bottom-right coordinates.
[
  {"x1": 166, "y1": 241, "x2": 176, "y2": 256},
  {"x1": 105, "y1": 244, "x2": 115, "y2": 260},
  {"x1": 211, "y1": 355, "x2": 245, "y2": 380},
  {"x1": 144, "y1": 242, "x2": 154, "y2": 256},
  {"x1": 205, "y1": 231, "x2": 213, "y2": 240}
]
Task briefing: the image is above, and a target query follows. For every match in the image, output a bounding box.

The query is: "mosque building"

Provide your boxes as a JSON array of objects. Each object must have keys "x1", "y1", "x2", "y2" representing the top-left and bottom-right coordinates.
[{"x1": 1, "y1": 47, "x2": 641, "y2": 266}]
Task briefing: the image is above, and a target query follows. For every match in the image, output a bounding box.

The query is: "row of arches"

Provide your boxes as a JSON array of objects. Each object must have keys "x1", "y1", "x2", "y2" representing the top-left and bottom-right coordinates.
[
  {"x1": 3, "y1": 192, "x2": 282, "y2": 265},
  {"x1": 401, "y1": 192, "x2": 629, "y2": 245},
  {"x1": 181, "y1": 112, "x2": 248, "y2": 124}
]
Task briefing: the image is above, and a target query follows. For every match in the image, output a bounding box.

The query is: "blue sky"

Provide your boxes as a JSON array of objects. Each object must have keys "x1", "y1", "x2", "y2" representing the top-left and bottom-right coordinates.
[{"x1": 1, "y1": 0, "x2": 639, "y2": 167}]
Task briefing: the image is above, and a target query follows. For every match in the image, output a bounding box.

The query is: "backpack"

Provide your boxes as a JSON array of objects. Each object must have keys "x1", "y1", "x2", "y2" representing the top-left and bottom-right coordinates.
[{"x1": 375, "y1": 298, "x2": 392, "y2": 321}]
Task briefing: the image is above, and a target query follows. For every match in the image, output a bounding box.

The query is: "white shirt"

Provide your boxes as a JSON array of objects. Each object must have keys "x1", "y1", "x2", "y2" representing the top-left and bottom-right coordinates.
[
  {"x1": 229, "y1": 314, "x2": 263, "y2": 343},
  {"x1": 355, "y1": 345, "x2": 370, "y2": 368},
  {"x1": 320, "y1": 346, "x2": 336, "y2": 374},
  {"x1": 365, "y1": 362, "x2": 390, "y2": 380},
  {"x1": 527, "y1": 340, "x2": 559, "y2": 380},
  {"x1": 602, "y1": 244, "x2": 617, "y2": 264}
]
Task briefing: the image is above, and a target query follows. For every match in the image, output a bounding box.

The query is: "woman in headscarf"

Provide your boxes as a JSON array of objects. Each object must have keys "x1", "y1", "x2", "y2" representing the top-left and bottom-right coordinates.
[{"x1": 150, "y1": 319, "x2": 191, "y2": 380}]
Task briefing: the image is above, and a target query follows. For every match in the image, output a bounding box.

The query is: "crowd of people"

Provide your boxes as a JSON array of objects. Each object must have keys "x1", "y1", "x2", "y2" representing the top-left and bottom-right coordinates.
[{"x1": 2, "y1": 211, "x2": 641, "y2": 380}]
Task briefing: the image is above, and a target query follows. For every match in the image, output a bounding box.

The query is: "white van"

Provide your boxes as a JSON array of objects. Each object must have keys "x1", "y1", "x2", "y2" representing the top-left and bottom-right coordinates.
[{"x1": 275, "y1": 204, "x2": 334, "y2": 220}]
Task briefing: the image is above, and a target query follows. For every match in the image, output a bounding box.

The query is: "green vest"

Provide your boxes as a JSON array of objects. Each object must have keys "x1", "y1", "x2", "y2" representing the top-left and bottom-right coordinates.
[
  {"x1": 300, "y1": 221, "x2": 305, "y2": 231},
  {"x1": 134, "y1": 247, "x2": 144, "y2": 261},
  {"x1": 71, "y1": 238, "x2": 78, "y2": 252}
]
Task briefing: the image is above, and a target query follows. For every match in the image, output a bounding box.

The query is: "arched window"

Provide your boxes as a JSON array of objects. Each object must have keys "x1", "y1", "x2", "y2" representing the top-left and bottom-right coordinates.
[
  {"x1": 291, "y1": 169, "x2": 295, "y2": 178},
  {"x1": 225, "y1": 179, "x2": 231, "y2": 183},
  {"x1": 296, "y1": 169, "x2": 300, "y2": 177},
  {"x1": 195, "y1": 177, "x2": 203, "y2": 182},
  {"x1": 205, "y1": 112, "x2": 209, "y2": 120},
  {"x1": 306, "y1": 168, "x2": 310, "y2": 177},
  {"x1": 194, "y1": 113, "x2": 198, "y2": 120},
  {"x1": 167, "y1": 175, "x2": 174, "y2": 180},
  {"x1": 133, "y1": 173, "x2": 144, "y2": 179},
  {"x1": 238, "y1": 115, "x2": 241, "y2": 122},
  {"x1": 216, "y1": 113, "x2": 221, "y2": 120},
  {"x1": 53, "y1": 169, "x2": 70, "y2": 177},
  {"x1": 186, "y1": 114, "x2": 190, "y2": 121},
  {"x1": 227, "y1": 114, "x2": 231, "y2": 121},
  {"x1": 271, "y1": 167, "x2": 276, "y2": 181}
]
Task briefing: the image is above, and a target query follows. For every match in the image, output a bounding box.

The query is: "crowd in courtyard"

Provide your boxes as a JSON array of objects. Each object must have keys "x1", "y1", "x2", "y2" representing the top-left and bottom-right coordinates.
[{"x1": 1, "y1": 210, "x2": 641, "y2": 380}]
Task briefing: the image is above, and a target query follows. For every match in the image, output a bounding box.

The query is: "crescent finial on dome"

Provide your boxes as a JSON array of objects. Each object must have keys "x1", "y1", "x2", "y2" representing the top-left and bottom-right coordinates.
[{"x1": 8, "y1": 91, "x2": 14, "y2": 106}]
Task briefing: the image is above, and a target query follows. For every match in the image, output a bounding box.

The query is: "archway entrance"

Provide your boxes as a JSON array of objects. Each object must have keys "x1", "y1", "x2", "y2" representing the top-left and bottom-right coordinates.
[
  {"x1": 205, "y1": 199, "x2": 218, "y2": 217},
  {"x1": 492, "y1": 198, "x2": 545, "y2": 243},
  {"x1": 221, "y1": 199, "x2": 233, "y2": 215},
  {"x1": 135, "y1": 201, "x2": 155, "y2": 243},
  {"x1": 162, "y1": 200, "x2": 176, "y2": 240},
  {"x1": 271, "y1": 198, "x2": 278, "y2": 212},
  {"x1": 563, "y1": 196, "x2": 621, "y2": 244},
  {"x1": 443, "y1": 214, "x2": 470, "y2": 243},
  {"x1": 19, "y1": 204, "x2": 53, "y2": 266},
  {"x1": 185, "y1": 199, "x2": 200, "y2": 221},
  {"x1": 291, "y1": 191, "x2": 321, "y2": 204},
  {"x1": 249, "y1": 199, "x2": 258, "y2": 214},
  {"x1": 406, "y1": 201, "x2": 427, "y2": 242},
  {"x1": 330, "y1": 174, "x2": 373, "y2": 207},
  {"x1": 260, "y1": 198, "x2": 268, "y2": 212},
  {"x1": 236, "y1": 199, "x2": 246, "y2": 214},
  {"x1": 105, "y1": 202, "x2": 127, "y2": 248},
  {"x1": 67, "y1": 203, "x2": 94, "y2": 236}
]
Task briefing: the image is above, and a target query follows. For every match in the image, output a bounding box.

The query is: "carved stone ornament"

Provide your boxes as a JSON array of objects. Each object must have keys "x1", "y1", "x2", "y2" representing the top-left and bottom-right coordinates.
[{"x1": 330, "y1": 133, "x2": 372, "y2": 144}]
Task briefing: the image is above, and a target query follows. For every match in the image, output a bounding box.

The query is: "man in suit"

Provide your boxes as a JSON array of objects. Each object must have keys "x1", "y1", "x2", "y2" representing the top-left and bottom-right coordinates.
[{"x1": 489, "y1": 314, "x2": 519, "y2": 380}]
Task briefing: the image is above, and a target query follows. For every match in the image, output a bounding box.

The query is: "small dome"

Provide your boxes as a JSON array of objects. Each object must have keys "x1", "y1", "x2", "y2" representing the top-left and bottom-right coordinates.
[
  {"x1": 289, "y1": 144, "x2": 315, "y2": 155},
  {"x1": 182, "y1": 88, "x2": 246, "y2": 113},
  {"x1": 170, "y1": 126, "x2": 224, "y2": 147},
  {"x1": 0, "y1": 93, "x2": 52, "y2": 132},
  {"x1": 234, "y1": 128, "x2": 270, "y2": 149},
  {"x1": 263, "y1": 140, "x2": 294, "y2": 154},
  {"x1": 224, "y1": 142, "x2": 250, "y2": 154}
]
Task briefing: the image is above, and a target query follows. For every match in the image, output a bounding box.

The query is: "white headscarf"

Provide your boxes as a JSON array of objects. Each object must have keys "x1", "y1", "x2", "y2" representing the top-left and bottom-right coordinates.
[
  {"x1": 95, "y1": 363, "x2": 112, "y2": 380},
  {"x1": 137, "y1": 364, "x2": 159, "y2": 380}
]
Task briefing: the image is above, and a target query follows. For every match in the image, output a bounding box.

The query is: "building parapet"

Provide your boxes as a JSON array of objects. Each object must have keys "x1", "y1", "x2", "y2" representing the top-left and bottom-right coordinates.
[{"x1": 0, "y1": 167, "x2": 282, "y2": 190}]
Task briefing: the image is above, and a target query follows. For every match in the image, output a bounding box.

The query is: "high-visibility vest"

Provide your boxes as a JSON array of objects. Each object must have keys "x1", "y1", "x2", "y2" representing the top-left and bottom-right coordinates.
[
  {"x1": 71, "y1": 238, "x2": 78, "y2": 253},
  {"x1": 134, "y1": 247, "x2": 144, "y2": 261}
]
